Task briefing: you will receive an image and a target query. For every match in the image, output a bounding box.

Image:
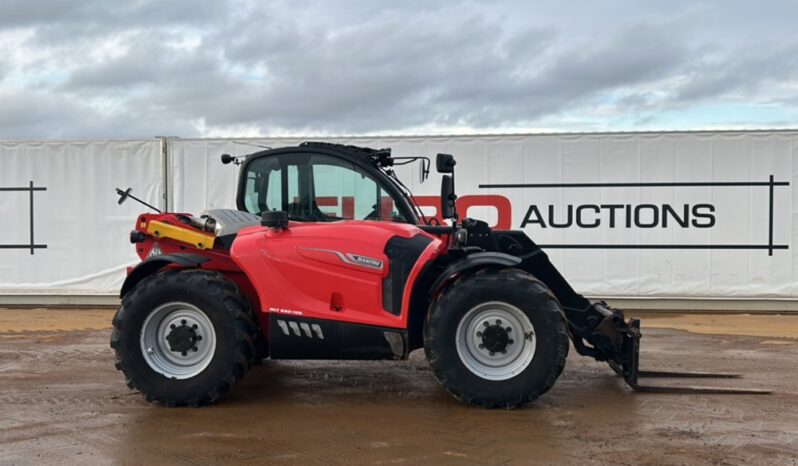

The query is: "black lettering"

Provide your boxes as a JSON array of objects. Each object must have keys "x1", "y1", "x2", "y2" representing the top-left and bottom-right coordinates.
[
  {"x1": 662, "y1": 204, "x2": 689, "y2": 228},
  {"x1": 600, "y1": 204, "x2": 623, "y2": 228},
  {"x1": 634, "y1": 204, "x2": 659, "y2": 228},
  {"x1": 625, "y1": 204, "x2": 633, "y2": 228},
  {"x1": 521, "y1": 205, "x2": 546, "y2": 228},
  {"x1": 548, "y1": 205, "x2": 573, "y2": 228},
  {"x1": 576, "y1": 205, "x2": 600, "y2": 228},
  {"x1": 691, "y1": 204, "x2": 716, "y2": 228}
]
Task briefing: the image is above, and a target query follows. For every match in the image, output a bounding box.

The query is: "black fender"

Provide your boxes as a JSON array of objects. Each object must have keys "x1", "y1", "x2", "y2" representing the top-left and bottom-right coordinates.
[
  {"x1": 120, "y1": 253, "x2": 209, "y2": 297},
  {"x1": 429, "y1": 251, "x2": 521, "y2": 297}
]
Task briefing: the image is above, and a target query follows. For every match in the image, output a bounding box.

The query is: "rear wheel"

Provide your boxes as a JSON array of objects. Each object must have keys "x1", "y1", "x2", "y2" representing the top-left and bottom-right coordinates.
[
  {"x1": 424, "y1": 268, "x2": 569, "y2": 408},
  {"x1": 111, "y1": 269, "x2": 257, "y2": 406}
]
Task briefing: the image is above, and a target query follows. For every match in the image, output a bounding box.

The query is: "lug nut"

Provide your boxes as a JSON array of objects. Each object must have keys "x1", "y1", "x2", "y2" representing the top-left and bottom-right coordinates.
[
  {"x1": 477, "y1": 331, "x2": 483, "y2": 337},
  {"x1": 170, "y1": 324, "x2": 176, "y2": 329},
  {"x1": 192, "y1": 347, "x2": 198, "y2": 352},
  {"x1": 489, "y1": 352, "x2": 495, "y2": 356},
  {"x1": 508, "y1": 339, "x2": 514, "y2": 344},
  {"x1": 197, "y1": 335, "x2": 203, "y2": 341},
  {"x1": 483, "y1": 322, "x2": 489, "y2": 327},
  {"x1": 181, "y1": 351, "x2": 187, "y2": 356},
  {"x1": 496, "y1": 319, "x2": 502, "y2": 325},
  {"x1": 181, "y1": 319, "x2": 187, "y2": 325},
  {"x1": 506, "y1": 327, "x2": 512, "y2": 332},
  {"x1": 192, "y1": 324, "x2": 198, "y2": 329},
  {"x1": 478, "y1": 344, "x2": 485, "y2": 349}
]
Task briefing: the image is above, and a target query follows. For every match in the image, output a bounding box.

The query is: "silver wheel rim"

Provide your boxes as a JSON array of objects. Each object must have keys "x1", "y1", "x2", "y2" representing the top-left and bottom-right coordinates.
[
  {"x1": 455, "y1": 301, "x2": 536, "y2": 381},
  {"x1": 139, "y1": 302, "x2": 217, "y2": 380}
]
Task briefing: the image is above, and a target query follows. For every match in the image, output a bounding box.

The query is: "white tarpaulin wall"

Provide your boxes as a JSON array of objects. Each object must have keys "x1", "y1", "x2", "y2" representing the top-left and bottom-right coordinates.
[
  {"x1": 0, "y1": 140, "x2": 162, "y2": 296},
  {"x1": 170, "y1": 132, "x2": 796, "y2": 299},
  {"x1": 0, "y1": 131, "x2": 796, "y2": 304}
]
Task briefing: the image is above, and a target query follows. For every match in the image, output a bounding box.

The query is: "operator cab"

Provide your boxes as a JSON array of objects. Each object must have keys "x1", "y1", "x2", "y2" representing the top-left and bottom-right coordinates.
[
  {"x1": 229, "y1": 142, "x2": 477, "y2": 250},
  {"x1": 235, "y1": 144, "x2": 418, "y2": 225}
]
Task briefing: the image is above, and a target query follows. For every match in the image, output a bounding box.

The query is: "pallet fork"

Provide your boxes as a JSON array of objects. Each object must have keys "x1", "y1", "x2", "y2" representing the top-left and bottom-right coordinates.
[{"x1": 611, "y1": 319, "x2": 771, "y2": 395}]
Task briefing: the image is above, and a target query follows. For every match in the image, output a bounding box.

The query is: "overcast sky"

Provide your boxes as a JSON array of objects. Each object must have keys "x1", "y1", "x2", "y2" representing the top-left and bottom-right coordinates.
[{"x1": 0, "y1": 0, "x2": 796, "y2": 139}]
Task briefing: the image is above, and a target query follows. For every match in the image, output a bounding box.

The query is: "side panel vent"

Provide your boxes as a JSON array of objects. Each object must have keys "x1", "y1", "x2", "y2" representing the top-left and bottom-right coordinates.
[{"x1": 382, "y1": 235, "x2": 432, "y2": 315}]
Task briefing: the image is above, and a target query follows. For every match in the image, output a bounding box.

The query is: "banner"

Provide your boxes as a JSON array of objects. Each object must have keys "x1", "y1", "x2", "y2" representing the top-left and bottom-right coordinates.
[
  {"x1": 169, "y1": 132, "x2": 795, "y2": 299},
  {"x1": 0, "y1": 132, "x2": 794, "y2": 301},
  {"x1": 0, "y1": 140, "x2": 163, "y2": 294}
]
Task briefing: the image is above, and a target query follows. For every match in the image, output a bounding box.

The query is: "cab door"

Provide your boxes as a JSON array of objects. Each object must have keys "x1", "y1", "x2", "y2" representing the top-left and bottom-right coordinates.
[
  {"x1": 240, "y1": 152, "x2": 408, "y2": 224},
  {"x1": 234, "y1": 151, "x2": 426, "y2": 359}
]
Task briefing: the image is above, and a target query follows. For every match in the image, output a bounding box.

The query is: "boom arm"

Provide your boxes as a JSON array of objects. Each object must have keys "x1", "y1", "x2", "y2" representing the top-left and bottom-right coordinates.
[{"x1": 463, "y1": 223, "x2": 769, "y2": 395}]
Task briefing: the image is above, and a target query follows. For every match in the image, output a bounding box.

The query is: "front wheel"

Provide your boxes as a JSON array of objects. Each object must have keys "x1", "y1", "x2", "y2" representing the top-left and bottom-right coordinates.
[
  {"x1": 111, "y1": 270, "x2": 258, "y2": 406},
  {"x1": 424, "y1": 268, "x2": 569, "y2": 409}
]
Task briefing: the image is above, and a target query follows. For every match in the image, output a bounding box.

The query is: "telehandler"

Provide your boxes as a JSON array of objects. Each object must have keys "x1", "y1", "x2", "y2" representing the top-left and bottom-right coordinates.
[{"x1": 112, "y1": 142, "x2": 766, "y2": 407}]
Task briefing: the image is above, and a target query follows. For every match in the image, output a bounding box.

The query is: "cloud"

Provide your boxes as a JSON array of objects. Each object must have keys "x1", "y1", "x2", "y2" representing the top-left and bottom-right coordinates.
[
  {"x1": 674, "y1": 41, "x2": 798, "y2": 103},
  {"x1": 0, "y1": 89, "x2": 197, "y2": 139},
  {"x1": 0, "y1": 0, "x2": 223, "y2": 31},
  {"x1": 0, "y1": 0, "x2": 796, "y2": 139}
]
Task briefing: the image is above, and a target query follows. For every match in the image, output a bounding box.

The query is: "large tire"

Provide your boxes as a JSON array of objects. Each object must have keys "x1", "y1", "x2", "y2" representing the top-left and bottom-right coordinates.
[
  {"x1": 211, "y1": 276, "x2": 268, "y2": 364},
  {"x1": 424, "y1": 268, "x2": 569, "y2": 409},
  {"x1": 110, "y1": 269, "x2": 258, "y2": 406}
]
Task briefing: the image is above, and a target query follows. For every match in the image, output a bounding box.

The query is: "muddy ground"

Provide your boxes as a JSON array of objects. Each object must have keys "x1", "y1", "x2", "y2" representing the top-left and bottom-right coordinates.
[{"x1": 0, "y1": 309, "x2": 796, "y2": 465}]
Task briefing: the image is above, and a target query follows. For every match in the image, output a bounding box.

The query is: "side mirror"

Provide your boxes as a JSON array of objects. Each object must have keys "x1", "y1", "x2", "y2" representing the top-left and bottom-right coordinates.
[
  {"x1": 418, "y1": 158, "x2": 430, "y2": 184},
  {"x1": 440, "y1": 175, "x2": 455, "y2": 219},
  {"x1": 221, "y1": 153, "x2": 242, "y2": 165},
  {"x1": 261, "y1": 210, "x2": 289, "y2": 230},
  {"x1": 436, "y1": 153, "x2": 456, "y2": 173}
]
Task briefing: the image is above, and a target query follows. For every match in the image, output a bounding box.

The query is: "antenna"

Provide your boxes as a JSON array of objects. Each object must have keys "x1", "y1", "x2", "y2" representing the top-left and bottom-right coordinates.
[
  {"x1": 116, "y1": 187, "x2": 162, "y2": 213},
  {"x1": 232, "y1": 140, "x2": 272, "y2": 150}
]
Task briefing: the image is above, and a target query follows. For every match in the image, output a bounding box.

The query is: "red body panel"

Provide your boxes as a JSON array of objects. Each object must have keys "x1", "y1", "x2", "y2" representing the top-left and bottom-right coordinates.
[
  {"x1": 128, "y1": 213, "x2": 442, "y2": 333},
  {"x1": 130, "y1": 213, "x2": 265, "y2": 330},
  {"x1": 230, "y1": 221, "x2": 444, "y2": 329}
]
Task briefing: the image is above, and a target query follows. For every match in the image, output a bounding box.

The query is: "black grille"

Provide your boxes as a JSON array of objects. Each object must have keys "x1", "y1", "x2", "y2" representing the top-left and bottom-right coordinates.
[{"x1": 382, "y1": 235, "x2": 433, "y2": 315}]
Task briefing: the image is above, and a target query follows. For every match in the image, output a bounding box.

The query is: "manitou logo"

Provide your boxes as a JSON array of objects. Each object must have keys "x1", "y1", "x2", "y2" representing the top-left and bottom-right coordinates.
[
  {"x1": 348, "y1": 254, "x2": 384, "y2": 269},
  {"x1": 298, "y1": 247, "x2": 385, "y2": 271}
]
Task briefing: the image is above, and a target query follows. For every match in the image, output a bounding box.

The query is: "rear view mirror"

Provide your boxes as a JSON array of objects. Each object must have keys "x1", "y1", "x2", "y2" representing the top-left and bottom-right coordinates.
[
  {"x1": 418, "y1": 159, "x2": 430, "y2": 184},
  {"x1": 440, "y1": 175, "x2": 455, "y2": 219},
  {"x1": 436, "y1": 153, "x2": 456, "y2": 173}
]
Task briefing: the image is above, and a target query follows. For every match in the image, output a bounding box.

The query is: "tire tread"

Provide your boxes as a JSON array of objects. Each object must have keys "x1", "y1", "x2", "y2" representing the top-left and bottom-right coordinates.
[
  {"x1": 424, "y1": 267, "x2": 569, "y2": 409},
  {"x1": 111, "y1": 269, "x2": 259, "y2": 407}
]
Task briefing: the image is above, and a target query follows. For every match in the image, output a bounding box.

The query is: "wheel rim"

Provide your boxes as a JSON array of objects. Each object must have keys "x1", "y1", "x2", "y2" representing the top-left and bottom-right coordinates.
[
  {"x1": 139, "y1": 302, "x2": 217, "y2": 380},
  {"x1": 455, "y1": 301, "x2": 537, "y2": 381}
]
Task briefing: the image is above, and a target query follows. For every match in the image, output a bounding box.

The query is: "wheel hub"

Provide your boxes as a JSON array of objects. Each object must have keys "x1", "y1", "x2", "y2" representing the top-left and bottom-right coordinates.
[
  {"x1": 165, "y1": 322, "x2": 200, "y2": 354},
  {"x1": 140, "y1": 302, "x2": 217, "y2": 380},
  {"x1": 481, "y1": 323, "x2": 510, "y2": 353},
  {"x1": 455, "y1": 302, "x2": 537, "y2": 381}
]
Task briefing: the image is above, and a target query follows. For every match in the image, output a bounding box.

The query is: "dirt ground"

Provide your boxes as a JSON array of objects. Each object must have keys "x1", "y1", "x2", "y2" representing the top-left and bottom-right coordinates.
[{"x1": 0, "y1": 309, "x2": 796, "y2": 465}]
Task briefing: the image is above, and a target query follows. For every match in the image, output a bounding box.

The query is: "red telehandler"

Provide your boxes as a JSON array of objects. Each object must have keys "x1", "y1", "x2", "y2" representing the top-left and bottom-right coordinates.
[{"x1": 112, "y1": 142, "x2": 767, "y2": 407}]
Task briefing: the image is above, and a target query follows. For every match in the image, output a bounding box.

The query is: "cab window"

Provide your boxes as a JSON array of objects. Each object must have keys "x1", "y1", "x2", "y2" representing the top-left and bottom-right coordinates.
[
  {"x1": 241, "y1": 153, "x2": 407, "y2": 223},
  {"x1": 311, "y1": 157, "x2": 404, "y2": 222},
  {"x1": 243, "y1": 156, "x2": 282, "y2": 214}
]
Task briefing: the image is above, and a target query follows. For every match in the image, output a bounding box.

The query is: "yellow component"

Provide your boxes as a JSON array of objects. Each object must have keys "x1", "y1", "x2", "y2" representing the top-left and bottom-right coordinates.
[{"x1": 146, "y1": 220, "x2": 215, "y2": 250}]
